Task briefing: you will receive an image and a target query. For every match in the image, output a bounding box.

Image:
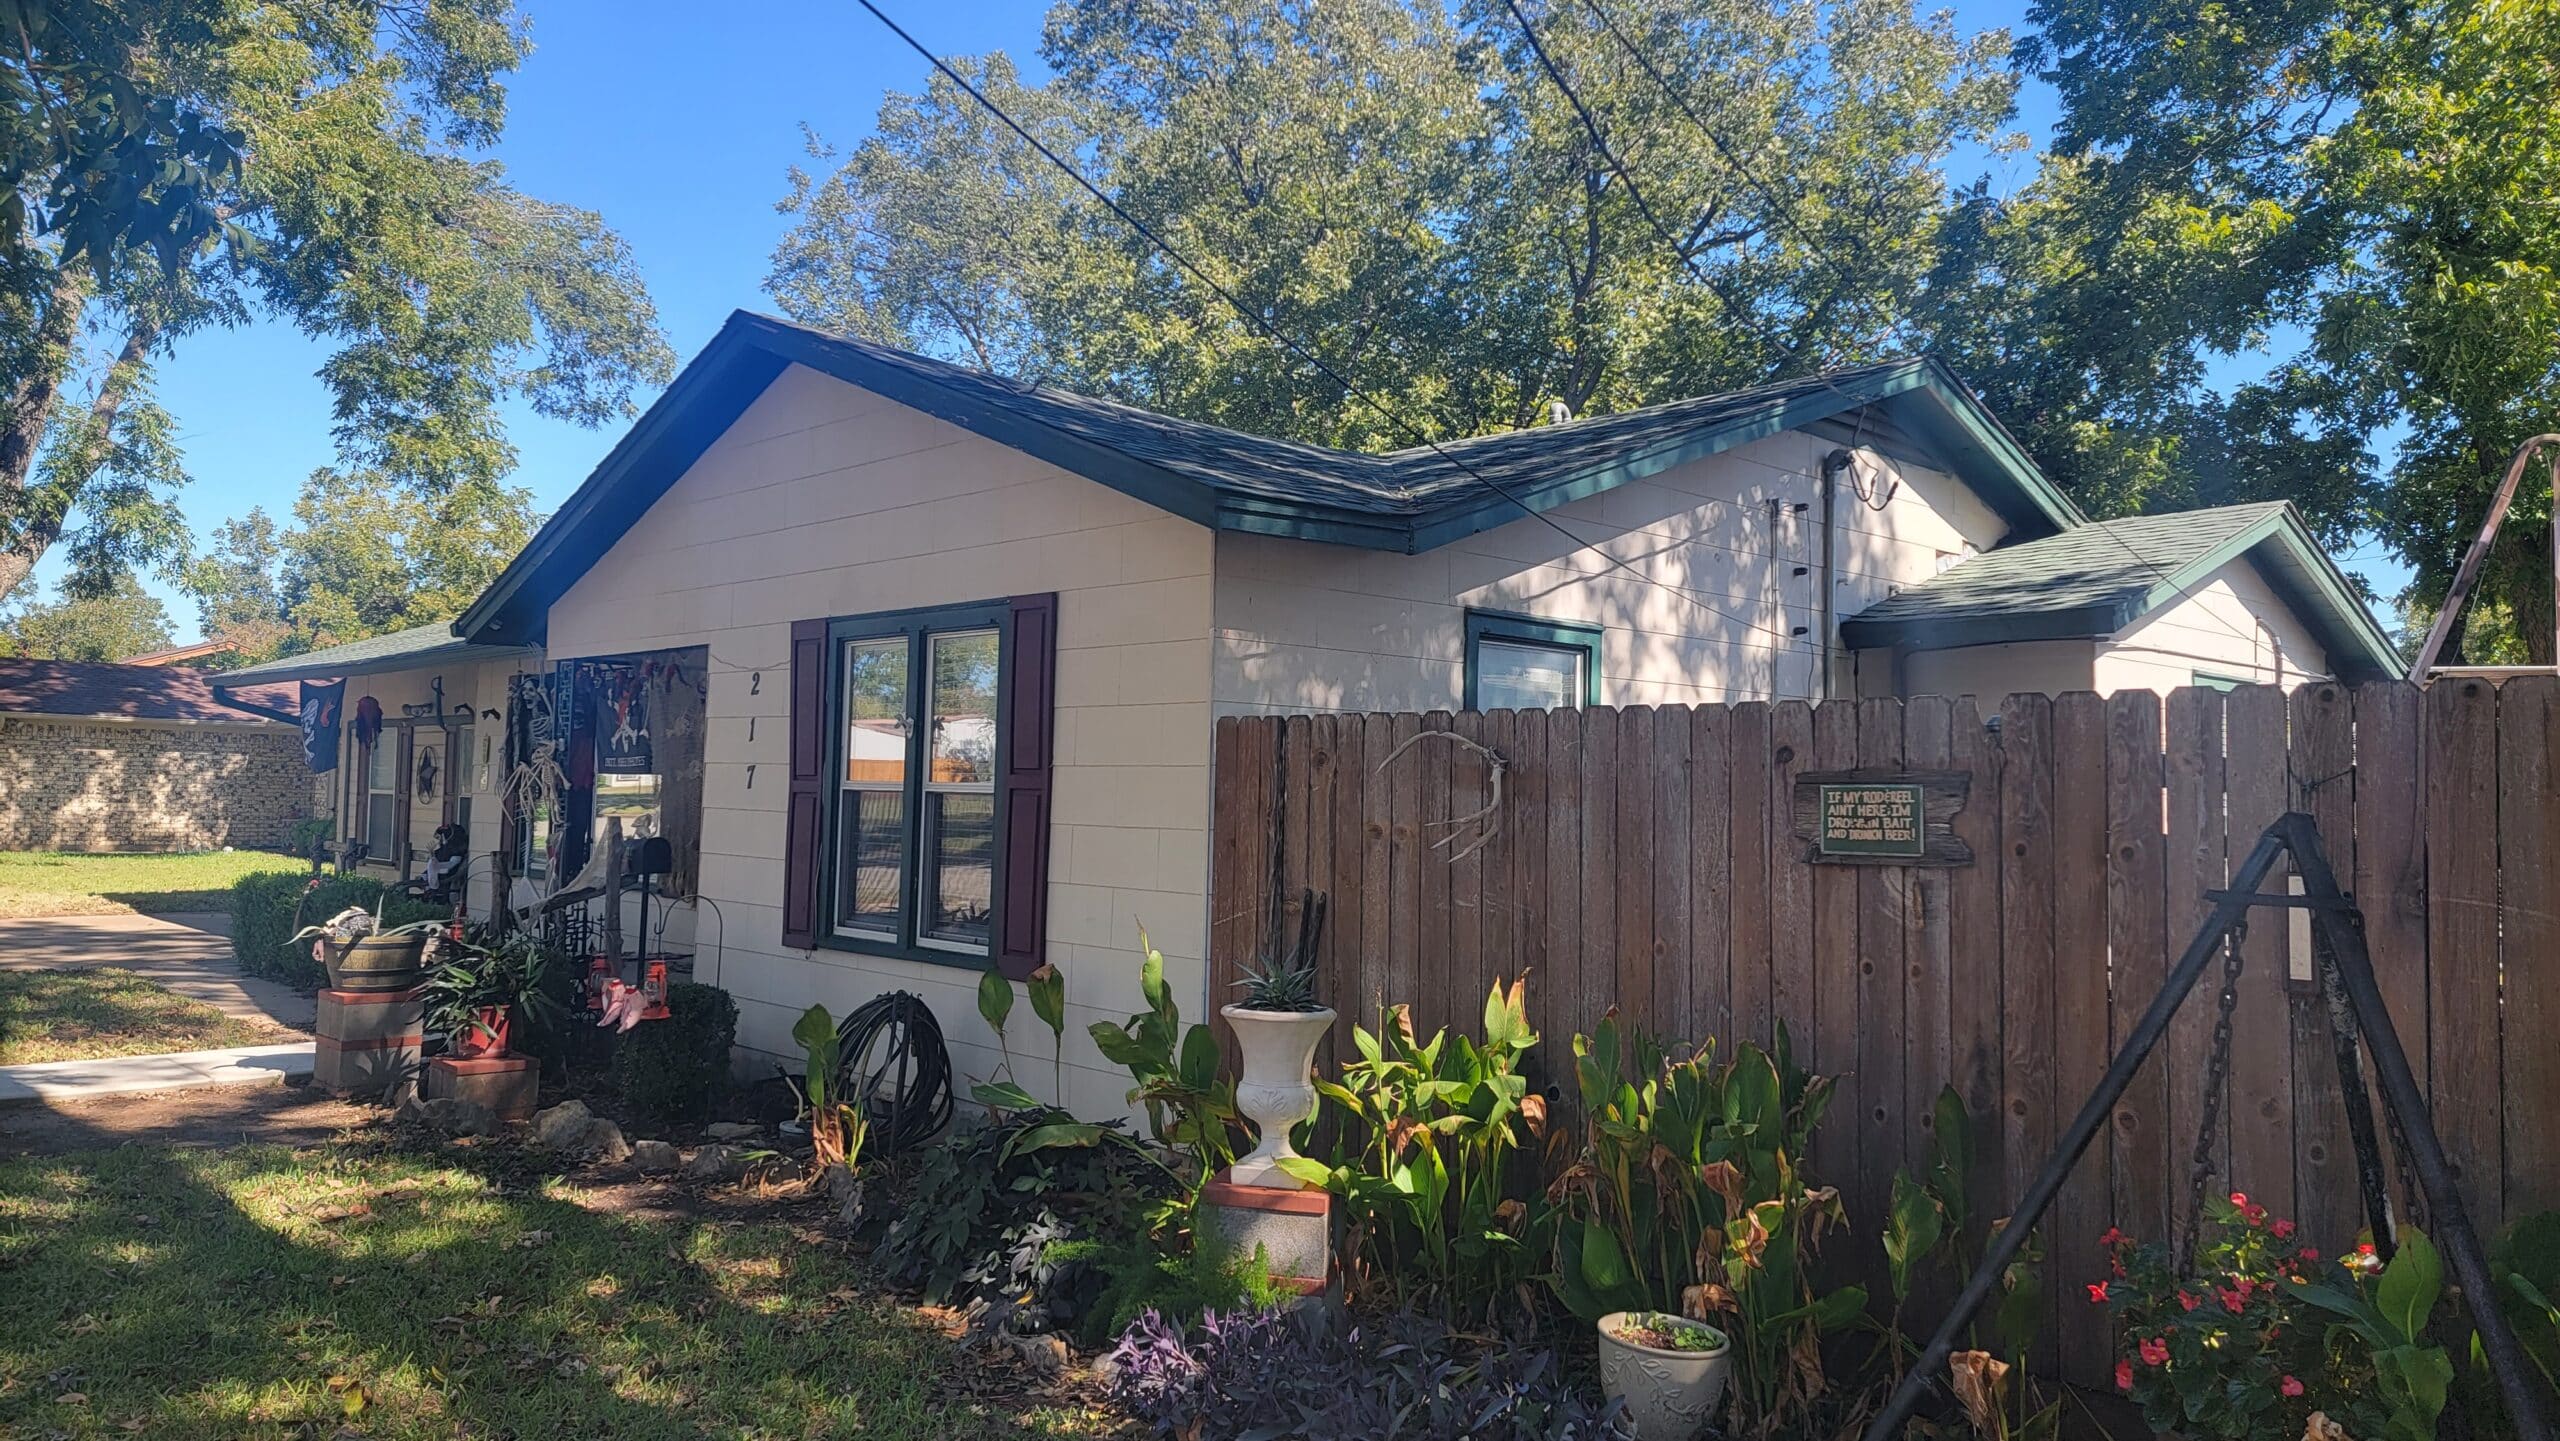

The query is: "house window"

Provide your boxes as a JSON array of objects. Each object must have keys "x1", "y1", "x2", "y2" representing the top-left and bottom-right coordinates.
[
  {"x1": 2192, "y1": 671, "x2": 2248, "y2": 694},
  {"x1": 364, "y1": 735, "x2": 400, "y2": 860},
  {"x1": 1464, "y1": 610, "x2": 1602, "y2": 711},
  {"x1": 825, "y1": 601, "x2": 1009, "y2": 960}
]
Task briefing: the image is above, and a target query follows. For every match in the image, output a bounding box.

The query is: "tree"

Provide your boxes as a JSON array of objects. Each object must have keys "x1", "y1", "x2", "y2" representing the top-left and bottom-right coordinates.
[
  {"x1": 768, "y1": 0, "x2": 2014, "y2": 449},
  {"x1": 2001, "y1": 0, "x2": 2560, "y2": 660},
  {"x1": 0, "y1": 1, "x2": 675, "y2": 606},
  {"x1": 183, "y1": 468, "x2": 540, "y2": 660},
  {"x1": 0, "y1": 570, "x2": 173, "y2": 660}
]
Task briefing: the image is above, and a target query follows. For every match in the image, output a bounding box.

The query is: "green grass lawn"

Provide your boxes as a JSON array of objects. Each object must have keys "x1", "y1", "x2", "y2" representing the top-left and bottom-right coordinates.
[
  {"x1": 0, "y1": 850, "x2": 304, "y2": 919},
  {"x1": 0, "y1": 1142, "x2": 1101, "y2": 1439},
  {"x1": 0, "y1": 968, "x2": 292, "y2": 1065}
]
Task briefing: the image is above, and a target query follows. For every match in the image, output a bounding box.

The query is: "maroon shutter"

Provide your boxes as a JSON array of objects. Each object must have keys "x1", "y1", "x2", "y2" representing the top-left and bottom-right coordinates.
[
  {"x1": 781, "y1": 618, "x2": 828, "y2": 950},
  {"x1": 995, "y1": 592, "x2": 1059, "y2": 979}
]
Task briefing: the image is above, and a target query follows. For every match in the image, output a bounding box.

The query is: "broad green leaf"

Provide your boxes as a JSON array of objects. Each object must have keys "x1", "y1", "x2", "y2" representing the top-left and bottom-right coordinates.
[
  {"x1": 976, "y1": 968, "x2": 1013, "y2": 1036},
  {"x1": 2377, "y1": 1228, "x2": 2444, "y2": 1342},
  {"x1": 970, "y1": 1079, "x2": 1041, "y2": 1112},
  {"x1": 1026, "y1": 962, "x2": 1066, "y2": 1039}
]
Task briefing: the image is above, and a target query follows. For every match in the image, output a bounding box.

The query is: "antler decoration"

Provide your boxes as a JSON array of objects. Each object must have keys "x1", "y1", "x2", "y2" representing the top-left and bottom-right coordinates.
[{"x1": 1373, "y1": 728, "x2": 1511, "y2": 865}]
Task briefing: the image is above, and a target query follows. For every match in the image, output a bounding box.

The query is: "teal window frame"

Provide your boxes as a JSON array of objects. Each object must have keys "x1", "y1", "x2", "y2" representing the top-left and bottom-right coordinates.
[
  {"x1": 817, "y1": 598, "x2": 1013, "y2": 970},
  {"x1": 1463, "y1": 609, "x2": 1604, "y2": 711}
]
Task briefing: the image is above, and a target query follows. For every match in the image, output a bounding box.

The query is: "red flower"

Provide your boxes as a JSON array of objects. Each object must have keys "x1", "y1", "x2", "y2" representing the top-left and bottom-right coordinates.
[
  {"x1": 2272, "y1": 1218, "x2": 2296, "y2": 1240},
  {"x1": 2087, "y1": 1282, "x2": 2111, "y2": 1304},
  {"x1": 2357, "y1": 1242, "x2": 2377, "y2": 1255},
  {"x1": 2281, "y1": 1375, "x2": 2305, "y2": 1399},
  {"x1": 2100, "y1": 1226, "x2": 2125, "y2": 1247},
  {"x1": 2111, "y1": 1257, "x2": 2127, "y2": 1278},
  {"x1": 2139, "y1": 1337, "x2": 2170, "y2": 1367},
  {"x1": 2219, "y1": 1287, "x2": 2247, "y2": 1314},
  {"x1": 2178, "y1": 1290, "x2": 2200, "y2": 1312},
  {"x1": 2116, "y1": 1360, "x2": 2135, "y2": 1392},
  {"x1": 2229, "y1": 1190, "x2": 2249, "y2": 1207},
  {"x1": 2298, "y1": 1247, "x2": 2320, "y2": 1263}
]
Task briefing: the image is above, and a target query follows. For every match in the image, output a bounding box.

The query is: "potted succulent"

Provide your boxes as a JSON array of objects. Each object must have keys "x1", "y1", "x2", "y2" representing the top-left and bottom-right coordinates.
[
  {"x1": 1218, "y1": 889, "x2": 1334, "y2": 1188},
  {"x1": 1596, "y1": 1311, "x2": 1732, "y2": 1440},
  {"x1": 288, "y1": 901, "x2": 449, "y2": 993},
  {"x1": 419, "y1": 931, "x2": 566, "y2": 1058}
]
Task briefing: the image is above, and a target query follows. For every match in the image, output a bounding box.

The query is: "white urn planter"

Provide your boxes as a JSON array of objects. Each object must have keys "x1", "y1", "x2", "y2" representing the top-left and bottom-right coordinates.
[
  {"x1": 1596, "y1": 1312, "x2": 1732, "y2": 1440},
  {"x1": 1220, "y1": 1004, "x2": 1336, "y2": 1188}
]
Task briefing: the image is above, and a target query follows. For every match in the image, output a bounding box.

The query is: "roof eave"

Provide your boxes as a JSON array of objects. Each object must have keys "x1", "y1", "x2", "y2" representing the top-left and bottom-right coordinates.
[
  {"x1": 1841, "y1": 598, "x2": 2138, "y2": 652},
  {"x1": 2129, "y1": 504, "x2": 2405, "y2": 683},
  {"x1": 207, "y1": 639, "x2": 542, "y2": 688},
  {"x1": 1879, "y1": 360, "x2": 2086, "y2": 538}
]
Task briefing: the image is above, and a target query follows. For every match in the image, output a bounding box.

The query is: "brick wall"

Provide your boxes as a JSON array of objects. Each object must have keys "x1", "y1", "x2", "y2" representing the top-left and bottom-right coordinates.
[{"x1": 0, "y1": 715, "x2": 312, "y2": 851}]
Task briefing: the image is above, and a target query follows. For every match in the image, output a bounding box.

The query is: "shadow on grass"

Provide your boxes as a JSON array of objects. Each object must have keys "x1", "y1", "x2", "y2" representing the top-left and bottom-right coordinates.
[
  {"x1": 0, "y1": 967, "x2": 279, "y2": 1065},
  {"x1": 0, "y1": 1133, "x2": 1097, "y2": 1440}
]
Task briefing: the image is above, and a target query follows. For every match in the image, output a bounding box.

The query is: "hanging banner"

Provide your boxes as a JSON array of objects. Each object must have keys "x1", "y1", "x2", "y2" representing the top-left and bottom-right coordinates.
[
  {"x1": 299, "y1": 680, "x2": 344, "y2": 774},
  {"x1": 597, "y1": 666, "x2": 653, "y2": 774}
]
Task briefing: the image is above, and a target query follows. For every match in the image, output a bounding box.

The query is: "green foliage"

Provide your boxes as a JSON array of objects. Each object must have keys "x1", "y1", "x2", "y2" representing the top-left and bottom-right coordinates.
[
  {"x1": 768, "y1": 0, "x2": 2011, "y2": 448},
  {"x1": 226, "y1": 869, "x2": 442, "y2": 988},
  {"x1": 791, "y1": 1003, "x2": 868, "y2": 1175},
  {"x1": 2291, "y1": 1229, "x2": 2456, "y2": 1441},
  {"x1": 0, "y1": 572, "x2": 172, "y2": 659},
  {"x1": 416, "y1": 930, "x2": 565, "y2": 1050},
  {"x1": 0, "y1": 0, "x2": 672, "y2": 608},
  {"x1": 1036, "y1": 1235, "x2": 1291, "y2": 1349},
  {"x1": 1548, "y1": 1016, "x2": 1862, "y2": 1436},
  {"x1": 1088, "y1": 927, "x2": 1239, "y2": 1190},
  {"x1": 876, "y1": 1102, "x2": 1177, "y2": 1328},
  {"x1": 611, "y1": 982, "x2": 736, "y2": 1124},
  {"x1": 1277, "y1": 977, "x2": 1547, "y2": 1323},
  {"x1": 2493, "y1": 1210, "x2": 2560, "y2": 1389}
]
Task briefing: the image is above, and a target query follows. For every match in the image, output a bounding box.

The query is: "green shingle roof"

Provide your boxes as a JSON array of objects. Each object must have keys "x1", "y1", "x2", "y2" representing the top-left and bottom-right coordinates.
[
  {"x1": 1841, "y1": 502, "x2": 2404, "y2": 680},
  {"x1": 206, "y1": 622, "x2": 537, "y2": 686},
  {"x1": 456, "y1": 311, "x2": 2083, "y2": 645}
]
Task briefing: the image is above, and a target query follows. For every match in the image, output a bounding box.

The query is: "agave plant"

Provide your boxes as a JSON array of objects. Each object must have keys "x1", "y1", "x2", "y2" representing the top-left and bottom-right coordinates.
[{"x1": 1231, "y1": 888, "x2": 1327, "y2": 1013}]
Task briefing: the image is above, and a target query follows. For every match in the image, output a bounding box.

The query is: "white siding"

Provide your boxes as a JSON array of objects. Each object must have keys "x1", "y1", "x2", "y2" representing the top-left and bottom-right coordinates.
[
  {"x1": 1856, "y1": 640, "x2": 2097, "y2": 703},
  {"x1": 545, "y1": 362, "x2": 1215, "y2": 1119},
  {"x1": 1211, "y1": 432, "x2": 2006, "y2": 715},
  {"x1": 2095, "y1": 557, "x2": 2329, "y2": 696}
]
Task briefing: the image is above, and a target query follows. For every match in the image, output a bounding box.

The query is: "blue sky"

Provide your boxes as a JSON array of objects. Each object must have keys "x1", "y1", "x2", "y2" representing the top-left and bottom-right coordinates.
[{"x1": 52, "y1": 0, "x2": 2407, "y2": 640}]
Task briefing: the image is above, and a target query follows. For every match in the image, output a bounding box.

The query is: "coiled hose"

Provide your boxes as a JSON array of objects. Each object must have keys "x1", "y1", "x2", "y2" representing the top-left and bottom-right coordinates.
[{"x1": 833, "y1": 991, "x2": 953, "y2": 1154}]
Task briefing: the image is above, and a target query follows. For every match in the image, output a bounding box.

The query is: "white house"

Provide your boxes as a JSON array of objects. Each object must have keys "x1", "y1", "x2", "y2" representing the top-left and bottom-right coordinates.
[{"x1": 213, "y1": 311, "x2": 2398, "y2": 1113}]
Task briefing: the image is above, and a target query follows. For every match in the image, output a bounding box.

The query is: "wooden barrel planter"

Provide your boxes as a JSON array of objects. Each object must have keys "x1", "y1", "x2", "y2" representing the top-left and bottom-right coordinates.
[{"x1": 323, "y1": 934, "x2": 430, "y2": 994}]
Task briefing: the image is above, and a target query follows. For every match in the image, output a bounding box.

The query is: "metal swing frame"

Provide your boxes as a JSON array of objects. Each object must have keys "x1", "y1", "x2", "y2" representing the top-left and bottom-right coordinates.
[{"x1": 1864, "y1": 811, "x2": 2553, "y2": 1441}]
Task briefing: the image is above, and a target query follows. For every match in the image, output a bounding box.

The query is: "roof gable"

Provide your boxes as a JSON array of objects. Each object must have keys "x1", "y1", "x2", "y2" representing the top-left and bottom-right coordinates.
[
  {"x1": 1839, "y1": 501, "x2": 2404, "y2": 681},
  {"x1": 457, "y1": 311, "x2": 2081, "y2": 645},
  {"x1": 206, "y1": 622, "x2": 538, "y2": 687}
]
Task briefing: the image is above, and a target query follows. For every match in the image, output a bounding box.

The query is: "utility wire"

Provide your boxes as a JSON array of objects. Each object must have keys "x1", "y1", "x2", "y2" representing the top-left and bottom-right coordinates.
[
  {"x1": 852, "y1": 0, "x2": 1806, "y2": 651},
  {"x1": 1503, "y1": 0, "x2": 2292, "y2": 668}
]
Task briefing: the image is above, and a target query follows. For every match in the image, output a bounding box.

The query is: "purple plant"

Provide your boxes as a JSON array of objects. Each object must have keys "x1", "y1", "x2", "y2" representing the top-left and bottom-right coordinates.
[{"x1": 1104, "y1": 1304, "x2": 1632, "y2": 1440}]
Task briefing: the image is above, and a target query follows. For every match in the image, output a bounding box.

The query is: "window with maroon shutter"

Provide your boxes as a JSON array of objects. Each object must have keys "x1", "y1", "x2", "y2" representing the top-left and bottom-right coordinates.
[{"x1": 781, "y1": 595, "x2": 1055, "y2": 971}]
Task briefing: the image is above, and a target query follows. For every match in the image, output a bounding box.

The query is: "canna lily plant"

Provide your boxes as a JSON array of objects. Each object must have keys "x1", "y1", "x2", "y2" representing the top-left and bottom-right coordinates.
[
  {"x1": 1548, "y1": 1015, "x2": 1864, "y2": 1440},
  {"x1": 1277, "y1": 976, "x2": 1549, "y2": 1323}
]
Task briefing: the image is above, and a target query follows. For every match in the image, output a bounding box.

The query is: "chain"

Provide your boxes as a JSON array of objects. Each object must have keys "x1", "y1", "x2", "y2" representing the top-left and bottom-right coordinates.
[{"x1": 2182, "y1": 925, "x2": 2249, "y2": 1263}]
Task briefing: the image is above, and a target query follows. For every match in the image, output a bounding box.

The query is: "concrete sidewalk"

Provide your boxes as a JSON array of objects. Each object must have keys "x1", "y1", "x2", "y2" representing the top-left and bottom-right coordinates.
[
  {"x1": 0, "y1": 910, "x2": 314, "y2": 1031},
  {"x1": 0, "y1": 1042, "x2": 312, "y2": 1104}
]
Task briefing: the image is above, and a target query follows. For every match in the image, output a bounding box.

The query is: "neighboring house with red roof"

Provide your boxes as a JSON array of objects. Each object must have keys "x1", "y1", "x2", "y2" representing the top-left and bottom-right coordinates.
[{"x1": 0, "y1": 658, "x2": 313, "y2": 852}]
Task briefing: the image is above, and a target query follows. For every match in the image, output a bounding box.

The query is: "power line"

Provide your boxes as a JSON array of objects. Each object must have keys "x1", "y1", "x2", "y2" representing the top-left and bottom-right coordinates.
[
  {"x1": 1501, "y1": 0, "x2": 2288, "y2": 665},
  {"x1": 851, "y1": 0, "x2": 1808, "y2": 652}
]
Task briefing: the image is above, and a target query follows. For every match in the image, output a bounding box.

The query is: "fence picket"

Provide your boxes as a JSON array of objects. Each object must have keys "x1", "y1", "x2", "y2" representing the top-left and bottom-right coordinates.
[
  {"x1": 1615, "y1": 707, "x2": 1657, "y2": 1037},
  {"x1": 2288, "y1": 683, "x2": 2362, "y2": 1246},
  {"x1": 2051, "y1": 690, "x2": 2113, "y2": 1379},
  {"x1": 2427, "y1": 678, "x2": 2503, "y2": 1236},
  {"x1": 1652, "y1": 707, "x2": 1694, "y2": 1043},
  {"x1": 1810, "y1": 699, "x2": 1862, "y2": 1199},
  {"x1": 1690, "y1": 704, "x2": 1734, "y2": 1045},
  {"x1": 1728, "y1": 703, "x2": 1774, "y2": 1050},
  {"x1": 2225, "y1": 685, "x2": 2296, "y2": 1223},
  {"x1": 2106, "y1": 690, "x2": 2170, "y2": 1244},
  {"x1": 1998, "y1": 692, "x2": 2060, "y2": 1367},
  {"x1": 2498, "y1": 675, "x2": 2560, "y2": 1221}
]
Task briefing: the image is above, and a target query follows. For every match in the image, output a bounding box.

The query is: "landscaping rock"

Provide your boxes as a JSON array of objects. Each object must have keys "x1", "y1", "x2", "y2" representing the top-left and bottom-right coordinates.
[
  {"x1": 532, "y1": 1101, "x2": 632, "y2": 1162},
  {"x1": 398, "y1": 1094, "x2": 499, "y2": 1138},
  {"x1": 532, "y1": 1100, "x2": 595, "y2": 1148},
  {"x1": 682, "y1": 1143, "x2": 748, "y2": 1181},
  {"x1": 822, "y1": 1164, "x2": 861, "y2": 1206},
  {"x1": 628, "y1": 1139, "x2": 681, "y2": 1172},
  {"x1": 704, "y1": 1121, "x2": 760, "y2": 1141}
]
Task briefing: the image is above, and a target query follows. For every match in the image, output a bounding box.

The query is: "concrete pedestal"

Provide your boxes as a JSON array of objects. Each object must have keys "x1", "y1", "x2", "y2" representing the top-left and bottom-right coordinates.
[
  {"x1": 423, "y1": 1053, "x2": 538, "y2": 1122},
  {"x1": 1201, "y1": 1171, "x2": 1333, "y2": 1294},
  {"x1": 312, "y1": 987, "x2": 421, "y2": 1095}
]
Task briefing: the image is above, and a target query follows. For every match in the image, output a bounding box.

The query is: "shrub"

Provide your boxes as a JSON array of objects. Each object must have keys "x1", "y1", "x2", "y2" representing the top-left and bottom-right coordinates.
[
  {"x1": 609, "y1": 987, "x2": 742, "y2": 1121},
  {"x1": 611, "y1": 982, "x2": 736, "y2": 1122},
  {"x1": 1104, "y1": 1304, "x2": 1631, "y2": 1440},
  {"x1": 1038, "y1": 1235, "x2": 1293, "y2": 1348},
  {"x1": 876, "y1": 1103, "x2": 1178, "y2": 1333},
  {"x1": 228, "y1": 870, "x2": 445, "y2": 988}
]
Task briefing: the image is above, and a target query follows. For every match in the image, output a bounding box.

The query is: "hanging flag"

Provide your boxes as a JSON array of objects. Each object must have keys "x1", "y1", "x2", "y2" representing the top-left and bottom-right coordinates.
[
  {"x1": 299, "y1": 680, "x2": 344, "y2": 774},
  {"x1": 597, "y1": 667, "x2": 653, "y2": 774}
]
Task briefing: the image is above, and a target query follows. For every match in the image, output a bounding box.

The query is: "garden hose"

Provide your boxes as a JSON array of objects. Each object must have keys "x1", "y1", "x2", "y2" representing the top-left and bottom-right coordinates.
[{"x1": 833, "y1": 991, "x2": 953, "y2": 1154}]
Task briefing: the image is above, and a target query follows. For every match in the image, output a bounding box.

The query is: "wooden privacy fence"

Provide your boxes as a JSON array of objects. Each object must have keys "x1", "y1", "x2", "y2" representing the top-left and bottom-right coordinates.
[{"x1": 1209, "y1": 677, "x2": 2559, "y2": 1383}]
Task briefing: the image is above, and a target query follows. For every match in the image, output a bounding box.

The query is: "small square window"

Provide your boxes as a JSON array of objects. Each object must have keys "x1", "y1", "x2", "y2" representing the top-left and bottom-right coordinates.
[{"x1": 1464, "y1": 611, "x2": 1603, "y2": 711}]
